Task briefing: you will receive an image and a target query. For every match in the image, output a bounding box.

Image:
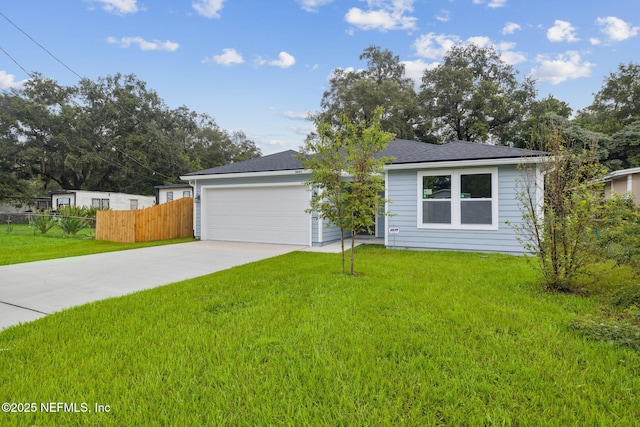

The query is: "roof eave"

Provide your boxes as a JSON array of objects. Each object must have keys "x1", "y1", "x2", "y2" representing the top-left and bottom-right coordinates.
[
  {"x1": 180, "y1": 168, "x2": 310, "y2": 181},
  {"x1": 385, "y1": 156, "x2": 546, "y2": 170}
]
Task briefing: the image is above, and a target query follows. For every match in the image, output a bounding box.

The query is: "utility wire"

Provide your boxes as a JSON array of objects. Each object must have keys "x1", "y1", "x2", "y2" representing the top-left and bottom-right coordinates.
[
  {"x1": 0, "y1": 10, "x2": 82, "y2": 80},
  {"x1": 0, "y1": 9, "x2": 177, "y2": 182},
  {"x1": 0, "y1": 44, "x2": 32, "y2": 78}
]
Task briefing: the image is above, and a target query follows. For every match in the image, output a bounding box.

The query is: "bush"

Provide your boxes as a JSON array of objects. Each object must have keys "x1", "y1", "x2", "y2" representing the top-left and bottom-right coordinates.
[
  {"x1": 609, "y1": 283, "x2": 640, "y2": 309},
  {"x1": 30, "y1": 211, "x2": 57, "y2": 235},
  {"x1": 56, "y1": 206, "x2": 91, "y2": 236},
  {"x1": 571, "y1": 306, "x2": 640, "y2": 351},
  {"x1": 597, "y1": 195, "x2": 640, "y2": 266}
]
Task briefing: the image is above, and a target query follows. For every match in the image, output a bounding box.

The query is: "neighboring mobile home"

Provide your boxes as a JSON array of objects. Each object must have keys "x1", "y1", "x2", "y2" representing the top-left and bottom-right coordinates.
[
  {"x1": 602, "y1": 167, "x2": 640, "y2": 202},
  {"x1": 154, "y1": 184, "x2": 193, "y2": 205},
  {"x1": 180, "y1": 139, "x2": 547, "y2": 254},
  {"x1": 50, "y1": 190, "x2": 155, "y2": 211}
]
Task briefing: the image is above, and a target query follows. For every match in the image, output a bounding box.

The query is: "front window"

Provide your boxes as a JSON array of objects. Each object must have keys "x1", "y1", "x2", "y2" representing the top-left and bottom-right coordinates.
[
  {"x1": 460, "y1": 173, "x2": 492, "y2": 225},
  {"x1": 418, "y1": 169, "x2": 497, "y2": 229},
  {"x1": 167, "y1": 191, "x2": 174, "y2": 201},
  {"x1": 91, "y1": 198, "x2": 110, "y2": 209},
  {"x1": 422, "y1": 175, "x2": 452, "y2": 224}
]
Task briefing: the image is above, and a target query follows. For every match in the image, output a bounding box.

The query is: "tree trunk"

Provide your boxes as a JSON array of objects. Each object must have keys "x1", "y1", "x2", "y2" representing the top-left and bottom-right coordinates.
[
  {"x1": 350, "y1": 229, "x2": 355, "y2": 274},
  {"x1": 340, "y1": 228, "x2": 345, "y2": 273}
]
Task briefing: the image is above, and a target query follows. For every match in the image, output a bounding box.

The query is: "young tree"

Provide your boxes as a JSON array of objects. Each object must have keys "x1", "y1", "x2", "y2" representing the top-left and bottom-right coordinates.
[
  {"x1": 343, "y1": 109, "x2": 394, "y2": 274},
  {"x1": 512, "y1": 125, "x2": 606, "y2": 291},
  {"x1": 299, "y1": 107, "x2": 394, "y2": 274},
  {"x1": 299, "y1": 119, "x2": 350, "y2": 272}
]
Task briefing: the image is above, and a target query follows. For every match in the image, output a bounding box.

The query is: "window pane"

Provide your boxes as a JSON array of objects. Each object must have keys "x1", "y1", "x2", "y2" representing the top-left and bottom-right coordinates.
[
  {"x1": 461, "y1": 173, "x2": 491, "y2": 199},
  {"x1": 423, "y1": 175, "x2": 451, "y2": 199},
  {"x1": 461, "y1": 200, "x2": 492, "y2": 224},
  {"x1": 423, "y1": 201, "x2": 451, "y2": 224}
]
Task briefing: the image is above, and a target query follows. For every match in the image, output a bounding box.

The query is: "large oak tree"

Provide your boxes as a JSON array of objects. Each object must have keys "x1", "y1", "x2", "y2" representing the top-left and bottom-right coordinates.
[{"x1": 419, "y1": 44, "x2": 536, "y2": 145}]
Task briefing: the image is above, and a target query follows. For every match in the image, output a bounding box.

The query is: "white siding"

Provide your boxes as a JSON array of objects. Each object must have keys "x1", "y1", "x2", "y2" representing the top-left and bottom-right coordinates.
[{"x1": 52, "y1": 191, "x2": 155, "y2": 211}]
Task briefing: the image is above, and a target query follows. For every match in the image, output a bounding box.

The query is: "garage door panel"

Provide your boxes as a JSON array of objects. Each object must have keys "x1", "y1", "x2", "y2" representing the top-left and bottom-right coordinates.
[{"x1": 205, "y1": 185, "x2": 309, "y2": 245}]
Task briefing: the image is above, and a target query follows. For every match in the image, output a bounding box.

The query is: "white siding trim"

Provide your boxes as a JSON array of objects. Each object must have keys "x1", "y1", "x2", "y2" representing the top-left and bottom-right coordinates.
[{"x1": 180, "y1": 169, "x2": 308, "y2": 181}]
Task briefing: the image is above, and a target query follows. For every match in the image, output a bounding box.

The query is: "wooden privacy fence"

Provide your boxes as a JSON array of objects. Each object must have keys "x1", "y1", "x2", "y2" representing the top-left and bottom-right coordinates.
[{"x1": 96, "y1": 197, "x2": 193, "y2": 243}]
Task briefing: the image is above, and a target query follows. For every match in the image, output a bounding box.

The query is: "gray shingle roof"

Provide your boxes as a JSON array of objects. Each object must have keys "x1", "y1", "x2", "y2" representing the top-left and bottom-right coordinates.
[
  {"x1": 184, "y1": 140, "x2": 546, "y2": 176},
  {"x1": 183, "y1": 150, "x2": 303, "y2": 176}
]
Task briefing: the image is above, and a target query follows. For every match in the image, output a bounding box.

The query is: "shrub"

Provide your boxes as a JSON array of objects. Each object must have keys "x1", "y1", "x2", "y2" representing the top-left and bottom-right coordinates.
[
  {"x1": 56, "y1": 206, "x2": 91, "y2": 237},
  {"x1": 596, "y1": 194, "x2": 640, "y2": 267},
  {"x1": 609, "y1": 283, "x2": 640, "y2": 309},
  {"x1": 30, "y1": 211, "x2": 57, "y2": 235},
  {"x1": 571, "y1": 306, "x2": 640, "y2": 351}
]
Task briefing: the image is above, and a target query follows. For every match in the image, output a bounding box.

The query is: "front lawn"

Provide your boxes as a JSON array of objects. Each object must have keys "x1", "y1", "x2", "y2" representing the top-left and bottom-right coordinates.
[
  {"x1": 1, "y1": 247, "x2": 638, "y2": 425},
  {"x1": 0, "y1": 224, "x2": 194, "y2": 265}
]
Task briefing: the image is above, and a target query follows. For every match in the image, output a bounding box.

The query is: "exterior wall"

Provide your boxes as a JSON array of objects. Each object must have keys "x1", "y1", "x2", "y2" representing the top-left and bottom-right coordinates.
[
  {"x1": 158, "y1": 187, "x2": 192, "y2": 204},
  {"x1": 52, "y1": 191, "x2": 155, "y2": 211},
  {"x1": 385, "y1": 165, "x2": 532, "y2": 254},
  {"x1": 611, "y1": 178, "x2": 628, "y2": 197},
  {"x1": 604, "y1": 173, "x2": 640, "y2": 203}
]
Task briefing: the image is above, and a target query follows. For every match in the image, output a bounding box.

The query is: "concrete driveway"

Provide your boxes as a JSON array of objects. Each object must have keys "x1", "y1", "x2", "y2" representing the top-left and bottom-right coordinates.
[{"x1": 0, "y1": 241, "x2": 302, "y2": 330}]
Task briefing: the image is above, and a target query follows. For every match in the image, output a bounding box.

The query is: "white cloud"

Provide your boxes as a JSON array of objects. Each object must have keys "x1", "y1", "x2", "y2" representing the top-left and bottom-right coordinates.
[
  {"x1": 193, "y1": 0, "x2": 226, "y2": 18},
  {"x1": 296, "y1": 0, "x2": 334, "y2": 12},
  {"x1": 530, "y1": 51, "x2": 595, "y2": 84},
  {"x1": 87, "y1": 0, "x2": 138, "y2": 15},
  {"x1": 499, "y1": 50, "x2": 526, "y2": 65},
  {"x1": 204, "y1": 48, "x2": 244, "y2": 65},
  {"x1": 590, "y1": 37, "x2": 601, "y2": 46},
  {"x1": 467, "y1": 36, "x2": 492, "y2": 47},
  {"x1": 547, "y1": 20, "x2": 579, "y2": 43},
  {"x1": 345, "y1": 0, "x2": 417, "y2": 32},
  {"x1": 596, "y1": 16, "x2": 640, "y2": 42},
  {"x1": 413, "y1": 33, "x2": 525, "y2": 65},
  {"x1": 0, "y1": 70, "x2": 27, "y2": 89},
  {"x1": 413, "y1": 33, "x2": 460, "y2": 59},
  {"x1": 402, "y1": 59, "x2": 438, "y2": 88},
  {"x1": 283, "y1": 111, "x2": 311, "y2": 120},
  {"x1": 107, "y1": 36, "x2": 179, "y2": 51},
  {"x1": 502, "y1": 22, "x2": 521, "y2": 35},
  {"x1": 472, "y1": 0, "x2": 507, "y2": 7},
  {"x1": 435, "y1": 9, "x2": 450, "y2": 23},
  {"x1": 288, "y1": 125, "x2": 315, "y2": 136},
  {"x1": 488, "y1": 0, "x2": 507, "y2": 8},
  {"x1": 269, "y1": 52, "x2": 296, "y2": 68}
]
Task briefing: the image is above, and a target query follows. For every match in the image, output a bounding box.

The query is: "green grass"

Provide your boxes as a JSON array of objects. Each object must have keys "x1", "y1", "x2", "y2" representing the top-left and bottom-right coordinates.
[
  {"x1": 0, "y1": 224, "x2": 194, "y2": 266},
  {"x1": 1, "y1": 247, "x2": 639, "y2": 426}
]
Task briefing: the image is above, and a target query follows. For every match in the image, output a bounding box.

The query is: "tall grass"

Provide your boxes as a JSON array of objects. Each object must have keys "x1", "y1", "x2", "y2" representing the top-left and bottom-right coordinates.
[{"x1": 1, "y1": 247, "x2": 638, "y2": 426}]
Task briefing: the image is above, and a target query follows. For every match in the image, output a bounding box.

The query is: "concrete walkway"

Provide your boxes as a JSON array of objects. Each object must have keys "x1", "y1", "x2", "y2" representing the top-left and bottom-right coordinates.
[{"x1": 0, "y1": 241, "x2": 302, "y2": 330}]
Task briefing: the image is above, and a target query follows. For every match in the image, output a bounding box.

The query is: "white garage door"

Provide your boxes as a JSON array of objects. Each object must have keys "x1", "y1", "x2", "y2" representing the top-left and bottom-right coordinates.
[{"x1": 204, "y1": 185, "x2": 310, "y2": 245}]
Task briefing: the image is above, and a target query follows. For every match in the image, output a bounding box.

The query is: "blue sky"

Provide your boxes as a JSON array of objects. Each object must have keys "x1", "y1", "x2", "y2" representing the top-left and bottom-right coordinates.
[{"x1": 1, "y1": 0, "x2": 639, "y2": 155}]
